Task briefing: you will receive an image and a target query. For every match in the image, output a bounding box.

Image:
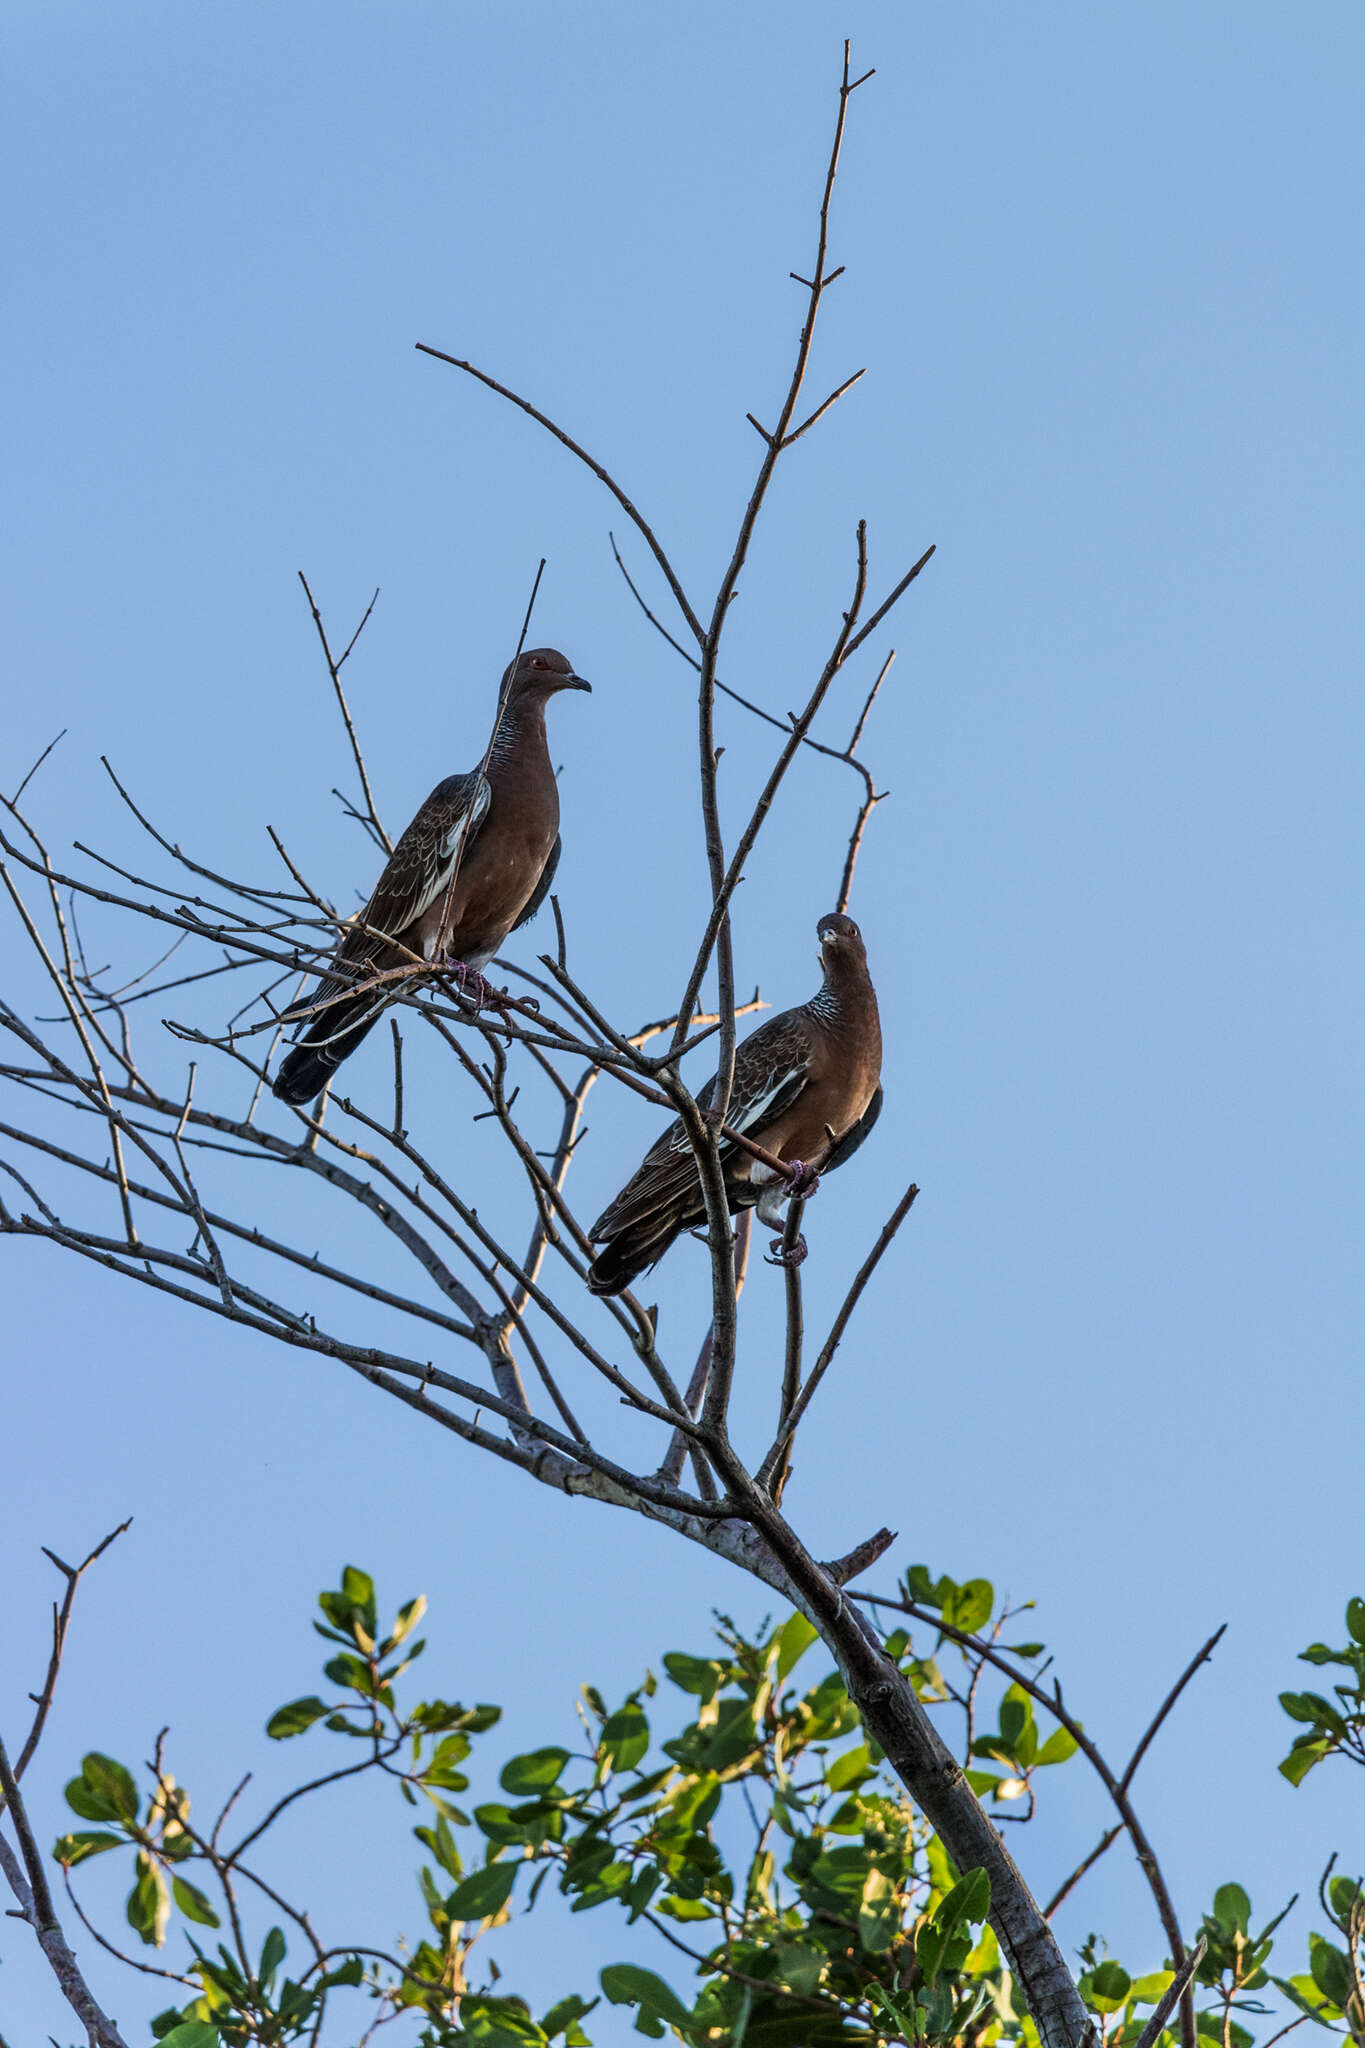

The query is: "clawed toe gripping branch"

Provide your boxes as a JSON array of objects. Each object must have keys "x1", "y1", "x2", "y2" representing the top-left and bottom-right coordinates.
[{"x1": 0, "y1": 44, "x2": 1205, "y2": 2048}]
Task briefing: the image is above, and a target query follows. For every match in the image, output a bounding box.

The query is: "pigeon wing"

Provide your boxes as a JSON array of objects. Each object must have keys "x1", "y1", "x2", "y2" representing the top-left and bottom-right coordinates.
[
  {"x1": 823, "y1": 1083, "x2": 884, "y2": 1173},
  {"x1": 293, "y1": 772, "x2": 491, "y2": 1019},
  {"x1": 589, "y1": 1010, "x2": 813, "y2": 1242},
  {"x1": 509, "y1": 832, "x2": 561, "y2": 935}
]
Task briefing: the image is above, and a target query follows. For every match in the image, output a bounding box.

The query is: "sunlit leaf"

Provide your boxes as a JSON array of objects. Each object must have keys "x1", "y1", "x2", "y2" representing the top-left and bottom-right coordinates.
[
  {"x1": 449, "y1": 1860, "x2": 518, "y2": 1922},
  {"x1": 53, "y1": 1830, "x2": 123, "y2": 1866},
  {"x1": 662, "y1": 1652, "x2": 723, "y2": 1702},
  {"x1": 943, "y1": 1578, "x2": 994, "y2": 1634},
  {"x1": 599, "y1": 1701, "x2": 650, "y2": 1773},
  {"x1": 265, "y1": 1695, "x2": 331, "y2": 1739},
  {"x1": 600, "y1": 1962, "x2": 694, "y2": 2028},
  {"x1": 126, "y1": 1852, "x2": 170, "y2": 1947},
  {"x1": 1309, "y1": 1935, "x2": 1353, "y2": 2009},
  {"x1": 774, "y1": 1611, "x2": 819, "y2": 1682},
  {"x1": 1088, "y1": 1961, "x2": 1132, "y2": 2012},
  {"x1": 171, "y1": 1877, "x2": 220, "y2": 1928},
  {"x1": 859, "y1": 1866, "x2": 899, "y2": 1952},
  {"x1": 500, "y1": 1748, "x2": 570, "y2": 1796},
  {"x1": 66, "y1": 1753, "x2": 140, "y2": 1825}
]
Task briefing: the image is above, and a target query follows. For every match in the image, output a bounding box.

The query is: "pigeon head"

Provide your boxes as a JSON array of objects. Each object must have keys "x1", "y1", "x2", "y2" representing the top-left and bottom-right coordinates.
[
  {"x1": 502, "y1": 647, "x2": 592, "y2": 700},
  {"x1": 817, "y1": 911, "x2": 864, "y2": 955}
]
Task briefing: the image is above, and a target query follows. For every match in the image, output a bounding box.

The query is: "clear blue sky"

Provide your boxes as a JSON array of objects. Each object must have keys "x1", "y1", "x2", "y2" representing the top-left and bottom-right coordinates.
[{"x1": 3, "y1": 4, "x2": 1362, "y2": 2041}]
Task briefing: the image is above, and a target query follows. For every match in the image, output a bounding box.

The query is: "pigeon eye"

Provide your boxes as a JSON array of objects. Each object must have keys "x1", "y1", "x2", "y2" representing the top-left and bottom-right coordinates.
[{"x1": 531, "y1": 656, "x2": 547, "y2": 670}]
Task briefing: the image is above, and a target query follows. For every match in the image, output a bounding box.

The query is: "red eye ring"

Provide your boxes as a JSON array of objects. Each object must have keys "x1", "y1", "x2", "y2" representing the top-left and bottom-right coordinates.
[{"x1": 531, "y1": 656, "x2": 547, "y2": 670}]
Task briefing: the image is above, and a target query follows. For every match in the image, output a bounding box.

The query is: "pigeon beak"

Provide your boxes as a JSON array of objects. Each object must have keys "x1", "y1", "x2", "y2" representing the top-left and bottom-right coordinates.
[{"x1": 563, "y1": 673, "x2": 592, "y2": 693}]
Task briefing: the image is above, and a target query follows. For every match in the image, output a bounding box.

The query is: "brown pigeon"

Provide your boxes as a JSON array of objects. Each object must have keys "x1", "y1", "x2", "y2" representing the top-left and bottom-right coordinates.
[
  {"x1": 272, "y1": 648, "x2": 590, "y2": 1106},
  {"x1": 587, "y1": 912, "x2": 882, "y2": 1294}
]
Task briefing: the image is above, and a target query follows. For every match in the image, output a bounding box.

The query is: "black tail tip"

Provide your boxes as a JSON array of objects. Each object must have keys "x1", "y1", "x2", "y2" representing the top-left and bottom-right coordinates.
[
  {"x1": 587, "y1": 1245, "x2": 633, "y2": 1296},
  {"x1": 271, "y1": 1055, "x2": 330, "y2": 1107}
]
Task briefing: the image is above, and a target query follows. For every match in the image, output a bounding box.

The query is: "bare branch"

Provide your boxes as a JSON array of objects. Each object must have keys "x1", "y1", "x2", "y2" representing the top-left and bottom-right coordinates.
[
  {"x1": 415, "y1": 345, "x2": 704, "y2": 648},
  {"x1": 0, "y1": 1738, "x2": 130, "y2": 2047},
  {"x1": 761, "y1": 1180, "x2": 918, "y2": 1473},
  {"x1": 15, "y1": 1521, "x2": 133, "y2": 1780},
  {"x1": 9, "y1": 727, "x2": 67, "y2": 806},
  {"x1": 297, "y1": 574, "x2": 391, "y2": 854}
]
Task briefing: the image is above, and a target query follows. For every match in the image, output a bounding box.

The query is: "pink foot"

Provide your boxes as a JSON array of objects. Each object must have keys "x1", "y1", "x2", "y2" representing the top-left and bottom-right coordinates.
[
  {"x1": 784, "y1": 1159, "x2": 821, "y2": 1200},
  {"x1": 445, "y1": 961, "x2": 514, "y2": 1015},
  {"x1": 765, "y1": 1232, "x2": 809, "y2": 1269}
]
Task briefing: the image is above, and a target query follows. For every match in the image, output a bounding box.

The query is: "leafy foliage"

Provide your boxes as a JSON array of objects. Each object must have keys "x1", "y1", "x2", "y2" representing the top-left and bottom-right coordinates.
[
  {"x1": 1278, "y1": 1598, "x2": 1365, "y2": 1785},
  {"x1": 46, "y1": 1571, "x2": 1365, "y2": 2045}
]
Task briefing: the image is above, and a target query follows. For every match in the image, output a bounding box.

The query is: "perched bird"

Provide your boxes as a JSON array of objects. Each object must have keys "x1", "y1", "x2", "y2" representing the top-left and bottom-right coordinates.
[
  {"x1": 587, "y1": 911, "x2": 882, "y2": 1295},
  {"x1": 272, "y1": 647, "x2": 590, "y2": 1107}
]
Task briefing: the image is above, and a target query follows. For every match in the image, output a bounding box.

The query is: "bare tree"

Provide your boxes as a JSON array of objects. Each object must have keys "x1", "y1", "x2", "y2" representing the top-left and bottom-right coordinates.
[{"x1": 1, "y1": 47, "x2": 1183, "y2": 2048}]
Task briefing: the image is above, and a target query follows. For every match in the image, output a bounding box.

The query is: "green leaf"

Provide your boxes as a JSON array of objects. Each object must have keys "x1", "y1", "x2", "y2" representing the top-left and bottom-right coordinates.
[
  {"x1": 265, "y1": 1695, "x2": 331, "y2": 1739},
  {"x1": 1035, "y1": 1727, "x2": 1079, "y2": 1767},
  {"x1": 1309, "y1": 1936, "x2": 1353, "y2": 2009},
  {"x1": 341, "y1": 1564, "x2": 375, "y2": 1613},
  {"x1": 424, "y1": 1732, "x2": 473, "y2": 1790},
  {"x1": 455, "y1": 1993, "x2": 547, "y2": 2044},
  {"x1": 449, "y1": 1860, "x2": 519, "y2": 1921},
  {"x1": 1299, "y1": 1692, "x2": 1349, "y2": 1736},
  {"x1": 868, "y1": 1981, "x2": 920, "y2": 2044},
  {"x1": 1131, "y1": 1972, "x2": 1176, "y2": 2004},
  {"x1": 1090, "y1": 1962, "x2": 1132, "y2": 2010},
  {"x1": 627, "y1": 1865, "x2": 661, "y2": 1923},
  {"x1": 323, "y1": 1653, "x2": 372, "y2": 1694},
  {"x1": 415, "y1": 1814, "x2": 463, "y2": 1877},
  {"x1": 599, "y1": 1702, "x2": 650, "y2": 1773},
  {"x1": 127, "y1": 1852, "x2": 171, "y2": 1947},
  {"x1": 696, "y1": 1697, "x2": 757, "y2": 1770},
  {"x1": 938, "y1": 1866, "x2": 991, "y2": 1934},
  {"x1": 1272, "y1": 1974, "x2": 1340, "y2": 2026},
  {"x1": 171, "y1": 1877, "x2": 220, "y2": 1928},
  {"x1": 662, "y1": 1652, "x2": 723, "y2": 1703},
  {"x1": 774, "y1": 1611, "x2": 819, "y2": 1682},
  {"x1": 826, "y1": 1744, "x2": 874, "y2": 1792},
  {"x1": 1279, "y1": 1739, "x2": 1330, "y2": 1785},
  {"x1": 1347, "y1": 1598, "x2": 1365, "y2": 1646},
  {"x1": 859, "y1": 1866, "x2": 899, "y2": 1952},
  {"x1": 500, "y1": 1748, "x2": 570, "y2": 1796},
  {"x1": 259, "y1": 1925, "x2": 286, "y2": 1986},
  {"x1": 68, "y1": 1752, "x2": 140, "y2": 1825},
  {"x1": 943, "y1": 1578, "x2": 994, "y2": 1634},
  {"x1": 542, "y1": 1994, "x2": 599, "y2": 2041},
  {"x1": 1213, "y1": 1884, "x2": 1252, "y2": 1935},
  {"x1": 998, "y1": 1685, "x2": 1033, "y2": 1749},
  {"x1": 916, "y1": 1917, "x2": 947, "y2": 1985},
  {"x1": 53, "y1": 1830, "x2": 123, "y2": 1866},
  {"x1": 657, "y1": 1895, "x2": 717, "y2": 1922},
  {"x1": 1329, "y1": 1876, "x2": 1364, "y2": 1922},
  {"x1": 1279, "y1": 1691, "x2": 1324, "y2": 1725},
  {"x1": 773, "y1": 1944, "x2": 825, "y2": 1995},
  {"x1": 905, "y1": 1564, "x2": 950, "y2": 1610},
  {"x1": 385, "y1": 1593, "x2": 428, "y2": 1651},
  {"x1": 964, "y1": 1769, "x2": 1002, "y2": 1797},
  {"x1": 155, "y1": 2026, "x2": 221, "y2": 2048},
  {"x1": 599, "y1": 1963, "x2": 694, "y2": 2029}
]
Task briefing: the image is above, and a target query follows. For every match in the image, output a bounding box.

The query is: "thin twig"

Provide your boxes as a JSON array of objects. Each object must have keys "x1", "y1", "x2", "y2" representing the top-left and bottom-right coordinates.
[
  {"x1": 16, "y1": 1520, "x2": 133, "y2": 1778},
  {"x1": 762, "y1": 1181, "x2": 918, "y2": 1467},
  {"x1": 9, "y1": 728, "x2": 67, "y2": 806},
  {"x1": 297, "y1": 574, "x2": 391, "y2": 853}
]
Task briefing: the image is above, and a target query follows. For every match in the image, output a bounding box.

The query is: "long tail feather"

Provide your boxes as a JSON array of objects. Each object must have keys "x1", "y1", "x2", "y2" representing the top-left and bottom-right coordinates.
[{"x1": 271, "y1": 993, "x2": 383, "y2": 1107}]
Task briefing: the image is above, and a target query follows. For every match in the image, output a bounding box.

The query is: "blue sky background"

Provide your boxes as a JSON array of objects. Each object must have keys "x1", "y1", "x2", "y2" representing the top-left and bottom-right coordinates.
[{"x1": 3, "y1": 4, "x2": 1362, "y2": 2041}]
